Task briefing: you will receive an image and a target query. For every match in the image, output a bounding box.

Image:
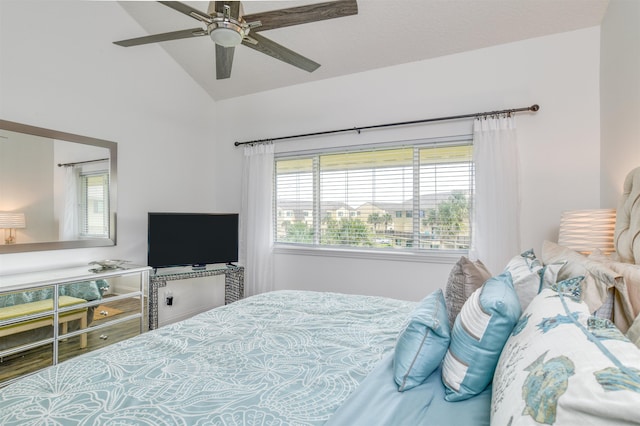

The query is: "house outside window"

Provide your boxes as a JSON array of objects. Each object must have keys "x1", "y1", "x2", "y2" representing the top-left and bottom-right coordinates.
[{"x1": 274, "y1": 138, "x2": 473, "y2": 252}]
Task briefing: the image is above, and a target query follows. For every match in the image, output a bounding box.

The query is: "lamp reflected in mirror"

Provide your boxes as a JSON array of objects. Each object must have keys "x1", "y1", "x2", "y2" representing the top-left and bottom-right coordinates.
[
  {"x1": 0, "y1": 119, "x2": 117, "y2": 254},
  {"x1": 0, "y1": 212, "x2": 26, "y2": 244}
]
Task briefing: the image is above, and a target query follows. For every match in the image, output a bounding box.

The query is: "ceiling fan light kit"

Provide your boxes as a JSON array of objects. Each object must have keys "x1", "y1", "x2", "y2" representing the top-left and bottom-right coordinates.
[
  {"x1": 113, "y1": 0, "x2": 358, "y2": 79},
  {"x1": 208, "y1": 4, "x2": 251, "y2": 48},
  {"x1": 209, "y1": 21, "x2": 246, "y2": 47}
]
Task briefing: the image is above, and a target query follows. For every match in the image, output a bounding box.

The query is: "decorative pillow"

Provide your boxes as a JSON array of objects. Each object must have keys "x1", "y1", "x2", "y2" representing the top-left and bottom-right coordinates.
[
  {"x1": 442, "y1": 271, "x2": 521, "y2": 401},
  {"x1": 59, "y1": 281, "x2": 102, "y2": 301},
  {"x1": 444, "y1": 256, "x2": 492, "y2": 328},
  {"x1": 542, "y1": 241, "x2": 624, "y2": 318},
  {"x1": 492, "y1": 283, "x2": 640, "y2": 425},
  {"x1": 393, "y1": 289, "x2": 450, "y2": 391},
  {"x1": 589, "y1": 249, "x2": 640, "y2": 326},
  {"x1": 504, "y1": 249, "x2": 562, "y2": 312},
  {"x1": 0, "y1": 288, "x2": 54, "y2": 307},
  {"x1": 628, "y1": 314, "x2": 640, "y2": 349},
  {"x1": 0, "y1": 281, "x2": 102, "y2": 309}
]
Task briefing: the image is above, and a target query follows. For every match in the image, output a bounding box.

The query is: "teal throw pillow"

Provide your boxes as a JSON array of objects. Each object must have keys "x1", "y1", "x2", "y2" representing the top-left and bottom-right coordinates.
[{"x1": 393, "y1": 289, "x2": 451, "y2": 391}]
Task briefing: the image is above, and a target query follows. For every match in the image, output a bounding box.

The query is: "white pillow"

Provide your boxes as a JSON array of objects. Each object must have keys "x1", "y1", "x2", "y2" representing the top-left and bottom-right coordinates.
[
  {"x1": 542, "y1": 240, "x2": 623, "y2": 321},
  {"x1": 492, "y1": 281, "x2": 640, "y2": 425},
  {"x1": 589, "y1": 249, "x2": 640, "y2": 331},
  {"x1": 504, "y1": 249, "x2": 562, "y2": 312},
  {"x1": 628, "y1": 314, "x2": 640, "y2": 349}
]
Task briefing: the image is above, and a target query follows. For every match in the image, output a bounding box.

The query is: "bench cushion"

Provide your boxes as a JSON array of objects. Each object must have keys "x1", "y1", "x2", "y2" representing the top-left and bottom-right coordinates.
[{"x1": 0, "y1": 296, "x2": 86, "y2": 322}]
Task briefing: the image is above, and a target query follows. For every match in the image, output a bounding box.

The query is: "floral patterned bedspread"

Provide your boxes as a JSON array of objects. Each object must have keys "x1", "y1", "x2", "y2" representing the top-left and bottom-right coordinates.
[{"x1": 0, "y1": 290, "x2": 414, "y2": 425}]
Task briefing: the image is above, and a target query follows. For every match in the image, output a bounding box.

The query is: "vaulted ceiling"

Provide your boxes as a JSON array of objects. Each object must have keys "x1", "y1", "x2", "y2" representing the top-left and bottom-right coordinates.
[{"x1": 116, "y1": 0, "x2": 610, "y2": 101}]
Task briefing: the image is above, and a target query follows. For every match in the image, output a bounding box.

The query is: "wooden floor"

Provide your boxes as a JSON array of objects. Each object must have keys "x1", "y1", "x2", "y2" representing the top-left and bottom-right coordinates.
[{"x1": 0, "y1": 297, "x2": 145, "y2": 386}]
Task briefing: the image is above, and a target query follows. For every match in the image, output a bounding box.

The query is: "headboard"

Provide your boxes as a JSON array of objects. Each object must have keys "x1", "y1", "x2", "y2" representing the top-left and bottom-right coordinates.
[{"x1": 614, "y1": 166, "x2": 640, "y2": 264}]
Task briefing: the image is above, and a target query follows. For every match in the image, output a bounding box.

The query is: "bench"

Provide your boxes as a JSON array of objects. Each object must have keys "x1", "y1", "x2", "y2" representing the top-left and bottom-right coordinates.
[{"x1": 0, "y1": 296, "x2": 88, "y2": 349}]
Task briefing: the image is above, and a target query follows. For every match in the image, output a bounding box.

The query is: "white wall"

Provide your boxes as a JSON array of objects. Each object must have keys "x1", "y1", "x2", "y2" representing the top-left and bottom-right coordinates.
[
  {"x1": 0, "y1": 1, "x2": 604, "y2": 304},
  {"x1": 0, "y1": 1, "x2": 217, "y2": 274},
  {"x1": 215, "y1": 28, "x2": 602, "y2": 301},
  {"x1": 600, "y1": 0, "x2": 640, "y2": 208},
  {"x1": 0, "y1": 131, "x2": 55, "y2": 243}
]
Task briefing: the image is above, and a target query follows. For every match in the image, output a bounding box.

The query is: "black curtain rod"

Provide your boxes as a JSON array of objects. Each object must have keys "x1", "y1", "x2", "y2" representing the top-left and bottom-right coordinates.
[
  {"x1": 57, "y1": 158, "x2": 109, "y2": 167},
  {"x1": 234, "y1": 104, "x2": 540, "y2": 147}
]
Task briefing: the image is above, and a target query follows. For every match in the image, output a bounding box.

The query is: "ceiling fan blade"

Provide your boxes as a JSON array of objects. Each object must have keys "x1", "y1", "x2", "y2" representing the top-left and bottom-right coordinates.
[
  {"x1": 113, "y1": 28, "x2": 207, "y2": 47},
  {"x1": 243, "y1": 0, "x2": 357, "y2": 32},
  {"x1": 216, "y1": 45, "x2": 235, "y2": 80},
  {"x1": 212, "y1": 1, "x2": 241, "y2": 19},
  {"x1": 158, "y1": 1, "x2": 212, "y2": 23},
  {"x1": 242, "y1": 32, "x2": 320, "y2": 73}
]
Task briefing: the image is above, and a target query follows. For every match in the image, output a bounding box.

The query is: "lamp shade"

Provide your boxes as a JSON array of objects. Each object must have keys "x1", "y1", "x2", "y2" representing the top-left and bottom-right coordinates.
[
  {"x1": 0, "y1": 212, "x2": 26, "y2": 229},
  {"x1": 558, "y1": 209, "x2": 616, "y2": 255}
]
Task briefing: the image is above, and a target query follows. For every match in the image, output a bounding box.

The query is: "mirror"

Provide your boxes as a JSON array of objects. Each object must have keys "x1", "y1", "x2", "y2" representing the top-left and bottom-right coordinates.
[{"x1": 0, "y1": 119, "x2": 117, "y2": 253}]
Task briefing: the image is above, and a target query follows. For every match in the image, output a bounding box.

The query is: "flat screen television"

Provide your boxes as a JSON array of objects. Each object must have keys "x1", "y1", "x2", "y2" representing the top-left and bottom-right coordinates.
[{"x1": 147, "y1": 212, "x2": 239, "y2": 269}]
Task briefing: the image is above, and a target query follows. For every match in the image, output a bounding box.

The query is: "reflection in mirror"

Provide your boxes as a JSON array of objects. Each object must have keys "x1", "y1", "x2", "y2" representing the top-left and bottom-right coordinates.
[{"x1": 0, "y1": 120, "x2": 117, "y2": 253}]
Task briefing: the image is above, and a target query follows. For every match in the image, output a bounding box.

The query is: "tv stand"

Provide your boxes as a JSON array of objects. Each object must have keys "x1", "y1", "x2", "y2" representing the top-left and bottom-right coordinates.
[{"x1": 148, "y1": 265, "x2": 244, "y2": 330}]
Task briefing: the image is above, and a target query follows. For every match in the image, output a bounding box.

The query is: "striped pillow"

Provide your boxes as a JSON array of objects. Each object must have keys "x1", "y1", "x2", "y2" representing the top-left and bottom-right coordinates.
[{"x1": 442, "y1": 271, "x2": 521, "y2": 401}]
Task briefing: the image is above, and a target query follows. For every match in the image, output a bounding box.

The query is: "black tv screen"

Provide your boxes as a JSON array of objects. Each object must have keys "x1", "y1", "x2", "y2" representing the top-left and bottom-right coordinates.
[{"x1": 147, "y1": 213, "x2": 239, "y2": 268}]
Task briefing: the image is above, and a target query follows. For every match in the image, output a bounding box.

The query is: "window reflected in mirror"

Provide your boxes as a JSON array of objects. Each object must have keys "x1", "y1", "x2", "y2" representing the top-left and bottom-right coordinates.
[{"x1": 0, "y1": 120, "x2": 116, "y2": 253}]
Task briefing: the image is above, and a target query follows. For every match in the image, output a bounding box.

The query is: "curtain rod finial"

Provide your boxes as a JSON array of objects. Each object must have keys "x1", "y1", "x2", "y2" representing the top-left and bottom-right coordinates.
[{"x1": 530, "y1": 104, "x2": 540, "y2": 112}]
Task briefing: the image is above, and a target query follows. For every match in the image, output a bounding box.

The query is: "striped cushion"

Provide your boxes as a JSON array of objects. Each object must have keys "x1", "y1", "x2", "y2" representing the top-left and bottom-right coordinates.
[{"x1": 442, "y1": 271, "x2": 521, "y2": 401}]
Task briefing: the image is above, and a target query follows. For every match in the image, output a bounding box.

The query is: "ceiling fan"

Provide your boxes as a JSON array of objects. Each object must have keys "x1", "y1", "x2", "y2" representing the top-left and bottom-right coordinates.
[{"x1": 114, "y1": 1, "x2": 358, "y2": 80}]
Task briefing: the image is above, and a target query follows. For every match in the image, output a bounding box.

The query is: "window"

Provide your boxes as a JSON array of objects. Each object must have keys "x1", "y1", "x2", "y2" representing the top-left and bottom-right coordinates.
[
  {"x1": 275, "y1": 139, "x2": 473, "y2": 252},
  {"x1": 79, "y1": 171, "x2": 109, "y2": 238}
]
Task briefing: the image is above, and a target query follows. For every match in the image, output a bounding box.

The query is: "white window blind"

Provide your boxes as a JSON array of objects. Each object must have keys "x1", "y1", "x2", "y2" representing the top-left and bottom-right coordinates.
[
  {"x1": 79, "y1": 172, "x2": 109, "y2": 237},
  {"x1": 275, "y1": 139, "x2": 473, "y2": 252}
]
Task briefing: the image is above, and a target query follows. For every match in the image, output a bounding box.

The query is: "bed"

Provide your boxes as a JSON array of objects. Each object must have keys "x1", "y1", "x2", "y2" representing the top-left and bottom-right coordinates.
[
  {"x1": 2, "y1": 169, "x2": 640, "y2": 425},
  {"x1": 0, "y1": 290, "x2": 490, "y2": 425}
]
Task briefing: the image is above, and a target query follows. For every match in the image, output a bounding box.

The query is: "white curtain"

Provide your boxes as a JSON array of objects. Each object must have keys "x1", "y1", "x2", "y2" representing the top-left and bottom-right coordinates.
[
  {"x1": 239, "y1": 142, "x2": 275, "y2": 296},
  {"x1": 62, "y1": 166, "x2": 79, "y2": 240},
  {"x1": 470, "y1": 115, "x2": 520, "y2": 274}
]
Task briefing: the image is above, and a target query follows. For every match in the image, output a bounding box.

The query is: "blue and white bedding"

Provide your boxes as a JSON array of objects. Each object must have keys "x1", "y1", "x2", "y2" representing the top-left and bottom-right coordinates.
[
  {"x1": 327, "y1": 354, "x2": 491, "y2": 426},
  {"x1": 0, "y1": 290, "x2": 416, "y2": 425}
]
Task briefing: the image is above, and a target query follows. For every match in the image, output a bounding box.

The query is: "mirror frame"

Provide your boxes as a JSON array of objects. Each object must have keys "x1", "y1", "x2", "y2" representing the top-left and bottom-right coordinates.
[{"x1": 0, "y1": 119, "x2": 117, "y2": 254}]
